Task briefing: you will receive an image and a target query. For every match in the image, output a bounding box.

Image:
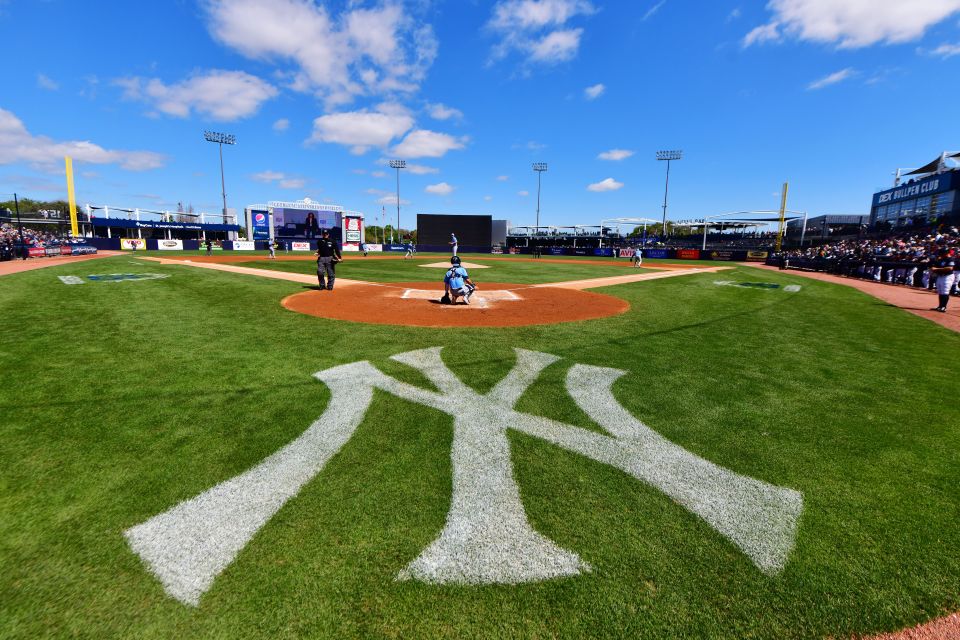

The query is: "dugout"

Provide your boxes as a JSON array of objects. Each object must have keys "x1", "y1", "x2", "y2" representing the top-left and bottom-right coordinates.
[{"x1": 417, "y1": 213, "x2": 492, "y2": 252}]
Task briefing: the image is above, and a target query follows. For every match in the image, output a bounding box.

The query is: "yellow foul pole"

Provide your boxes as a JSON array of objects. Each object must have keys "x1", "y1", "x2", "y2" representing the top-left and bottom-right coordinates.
[
  {"x1": 65, "y1": 156, "x2": 79, "y2": 237},
  {"x1": 775, "y1": 181, "x2": 789, "y2": 252}
]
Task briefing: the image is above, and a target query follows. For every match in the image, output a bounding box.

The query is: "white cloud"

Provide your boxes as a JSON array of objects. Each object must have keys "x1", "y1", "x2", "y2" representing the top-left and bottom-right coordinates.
[
  {"x1": 529, "y1": 28, "x2": 583, "y2": 63},
  {"x1": 391, "y1": 129, "x2": 467, "y2": 158},
  {"x1": 743, "y1": 21, "x2": 782, "y2": 47},
  {"x1": 204, "y1": 0, "x2": 437, "y2": 106},
  {"x1": 643, "y1": 0, "x2": 666, "y2": 21},
  {"x1": 252, "y1": 170, "x2": 285, "y2": 182},
  {"x1": 929, "y1": 42, "x2": 960, "y2": 58},
  {"x1": 807, "y1": 67, "x2": 856, "y2": 90},
  {"x1": 0, "y1": 108, "x2": 165, "y2": 172},
  {"x1": 406, "y1": 163, "x2": 439, "y2": 175},
  {"x1": 744, "y1": 0, "x2": 960, "y2": 49},
  {"x1": 273, "y1": 118, "x2": 289, "y2": 131},
  {"x1": 279, "y1": 177, "x2": 305, "y2": 189},
  {"x1": 428, "y1": 103, "x2": 464, "y2": 120},
  {"x1": 425, "y1": 182, "x2": 455, "y2": 195},
  {"x1": 352, "y1": 168, "x2": 368, "y2": 175},
  {"x1": 371, "y1": 170, "x2": 387, "y2": 177},
  {"x1": 308, "y1": 107, "x2": 414, "y2": 154},
  {"x1": 518, "y1": 190, "x2": 530, "y2": 196},
  {"x1": 584, "y1": 83, "x2": 605, "y2": 100},
  {"x1": 496, "y1": 175, "x2": 510, "y2": 181},
  {"x1": 727, "y1": 8, "x2": 741, "y2": 22},
  {"x1": 484, "y1": 195, "x2": 493, "y2": 201},
  {"x1": 376, "y1": 194, "x2": 411, "y2": 206},
  {"x1": 513, "y1": 140, "x2": 547, "y2": 151},
  {"x1": 587, "y1": 177, "x2": 624, "y2": 192},
  {"x1": 37, "y1": 73, "x2": 58, "y2": 91},
  {"x1": 598, "y1": 148, "x2": 634, "y2": 161},
  {"x1": 117, "y1": 70, "x2": 277, "y2": 121},
  {"x1": 252, "y1": 169, "x2": 306, "y2": 190},
  {"x1": 488, "y1": 0, "x2": 595, "y2": 65}
]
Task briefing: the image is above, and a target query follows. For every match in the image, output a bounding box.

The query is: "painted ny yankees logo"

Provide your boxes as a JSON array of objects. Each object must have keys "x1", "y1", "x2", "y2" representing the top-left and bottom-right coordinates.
[{"x1": 126, "y1": 348, "x2": 803, "y2": 606}]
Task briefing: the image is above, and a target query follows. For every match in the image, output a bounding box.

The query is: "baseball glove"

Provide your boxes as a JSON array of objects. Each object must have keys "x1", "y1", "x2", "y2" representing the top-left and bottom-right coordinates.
[{"x1": 440, "y1": 293, "x2": 451, "y2": 304}]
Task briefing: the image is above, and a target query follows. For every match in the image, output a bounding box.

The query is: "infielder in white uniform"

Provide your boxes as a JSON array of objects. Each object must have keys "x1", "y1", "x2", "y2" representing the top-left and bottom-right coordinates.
[{"x1": 450, "y1": 233, "x2": 458, "y2": 257}]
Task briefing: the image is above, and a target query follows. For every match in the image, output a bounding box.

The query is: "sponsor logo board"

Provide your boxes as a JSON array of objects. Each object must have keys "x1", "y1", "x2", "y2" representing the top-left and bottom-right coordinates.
[
  {"x1": 232, "y1": 241, "x2": 255, "y2": 251},
  {"x1": 676, "y1": 249, "x2": 700, "y2": 259},
  {"x1": 120, "y1": 238, "x2": 147, "y2": 250},
  {"x1": 291, "y1": 241, "x2": 312, "y2": 251},
  {"x1": 158, "y1": 240, "x2": 184, "y2": 251},
  {"x1": 746, "y1": 251, "x2": 769, "y2": 262}
]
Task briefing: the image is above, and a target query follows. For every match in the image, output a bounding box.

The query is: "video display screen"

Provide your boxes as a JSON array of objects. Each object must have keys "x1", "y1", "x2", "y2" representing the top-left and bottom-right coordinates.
[
  {"x1": 273, "y1": 208, "x2": 340, "y2": 237},
  {"x1": 418, "y1": 214, "x2": 492, "y2": 247}
]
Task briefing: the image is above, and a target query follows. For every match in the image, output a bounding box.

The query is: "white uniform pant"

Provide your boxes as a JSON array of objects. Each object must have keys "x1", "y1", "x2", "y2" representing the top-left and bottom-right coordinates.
[{"x1": 936, "y1": 273, "x2": 957, "y2": 296}]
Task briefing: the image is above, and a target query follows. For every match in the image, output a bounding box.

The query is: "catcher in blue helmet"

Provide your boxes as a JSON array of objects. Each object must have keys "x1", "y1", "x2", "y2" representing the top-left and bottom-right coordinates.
[{"x1": 442, "y1": 255, "x2": 477, "y2": 305}]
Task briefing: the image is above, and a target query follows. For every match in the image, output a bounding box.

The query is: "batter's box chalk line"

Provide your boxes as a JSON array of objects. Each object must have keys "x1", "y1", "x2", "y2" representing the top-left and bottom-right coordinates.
[{"x1": 125, "y1": 347, "x2": 803, "y2": 606}]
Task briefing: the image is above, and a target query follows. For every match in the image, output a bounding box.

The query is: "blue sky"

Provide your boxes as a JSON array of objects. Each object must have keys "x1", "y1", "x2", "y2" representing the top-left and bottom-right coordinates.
[{"x1": 2, "y1": 0, "x2": 960, "y2": 229}]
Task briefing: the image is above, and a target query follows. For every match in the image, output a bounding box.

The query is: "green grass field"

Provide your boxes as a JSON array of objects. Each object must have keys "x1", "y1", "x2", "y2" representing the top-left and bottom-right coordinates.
[{"x1": 2, "y1": 254, "x2": 958, "y2": 639}]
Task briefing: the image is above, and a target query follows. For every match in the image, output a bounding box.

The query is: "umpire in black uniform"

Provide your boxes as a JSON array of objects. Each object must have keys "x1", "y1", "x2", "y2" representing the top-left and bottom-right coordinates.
[{"x1": 315, "y1": 228, "x2": 342, "y2": 290}]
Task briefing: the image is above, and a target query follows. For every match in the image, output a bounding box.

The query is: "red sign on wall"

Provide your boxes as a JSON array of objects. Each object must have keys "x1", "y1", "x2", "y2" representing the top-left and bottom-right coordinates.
[{"x1": 676, "y1": 249, "x2": 700, "y2": 260}]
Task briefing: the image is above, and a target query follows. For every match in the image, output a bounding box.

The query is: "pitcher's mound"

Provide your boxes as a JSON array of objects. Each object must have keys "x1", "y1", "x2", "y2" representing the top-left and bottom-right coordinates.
[
  {"x1": 281, "y1": 281, "x2": 628, "y2": 327},
  {"x1": 419, "y1": 261, "x2": 489, "y2": 269}
]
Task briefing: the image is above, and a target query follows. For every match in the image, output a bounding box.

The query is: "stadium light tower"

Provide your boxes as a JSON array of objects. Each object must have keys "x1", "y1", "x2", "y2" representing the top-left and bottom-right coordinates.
[
  {"x1": 203, "y1": 131, "x2": 236, "y2": 224},
  {"x1": 389, "y1": 159, "x2": 406, "y2": 242},
  {"x1": 656, "y1": 150, "x2": 682, "y2": 238},
  {"x1": 532, "y1": 162, "x2": 548, "y2": 231}
]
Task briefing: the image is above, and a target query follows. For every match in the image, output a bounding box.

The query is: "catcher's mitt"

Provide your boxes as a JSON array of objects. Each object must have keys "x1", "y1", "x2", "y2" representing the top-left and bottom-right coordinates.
[{"x1": 439, "y1": 293, "x2": 451, "y2": 305}]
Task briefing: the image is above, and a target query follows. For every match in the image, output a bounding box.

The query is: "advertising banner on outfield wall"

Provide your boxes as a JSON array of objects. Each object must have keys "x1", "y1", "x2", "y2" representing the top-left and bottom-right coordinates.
[
  {"x1": 157, "y1": 239, "x2": 183, "y2": 251},
  {"x1": 706, "y1": 250, "x2": 737, "y2": 261},
  {"x1": 645, "y1": 249, "x2": 670, "y2": 259},
  {"x1": 120, "y1": 238, "x2": 147, "y2": 250},
  {"x1": 291, "y1": 241, "x2": 311, "y2": 251},
  {"x1": 231, "y1": 241, "x2": 255, "y2": 250},
  {"x1": 676, "y1": 249, "x2": 700, "y2": 259},
  {"x1": 28, "y1": 247, "x2": 46, "y2": 257},
  {"x1": 366, "y1": 243, "x2": 383, "y2": 252},
  {"x1": 383, "y1": 244, "x2": 408, "y2": 252},
  {"x1": 745, "y1": 251, "x2": 769, "y2": 262},
  {"x1": 618, "y1": 249, "x2": 636, "y2": 258},
  {"x1": 60, "y1": 246, "x2": 72, "y2": 255}
]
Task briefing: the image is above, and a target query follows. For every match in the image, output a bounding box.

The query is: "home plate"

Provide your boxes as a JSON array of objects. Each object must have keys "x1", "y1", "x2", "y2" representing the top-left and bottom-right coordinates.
[
  {"x1": 399, "y1": 288, "x2": 520, "y2": 308},
  {"x1": 419, "y1": 261, "x2": 490, "y2": 269}
]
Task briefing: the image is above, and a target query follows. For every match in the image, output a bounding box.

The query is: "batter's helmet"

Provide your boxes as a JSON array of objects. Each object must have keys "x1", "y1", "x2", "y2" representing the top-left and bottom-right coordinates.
[{"x1": 451, "y1": 256, "x2": 462, "y2": 265}]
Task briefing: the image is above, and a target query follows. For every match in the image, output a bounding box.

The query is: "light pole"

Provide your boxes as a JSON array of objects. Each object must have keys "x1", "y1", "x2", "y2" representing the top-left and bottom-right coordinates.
[
  {"x1": 8, "y1": 193, "x2": 26, "y2": 260},
  {"x1": 656, "y1": 150, "x2": 682, "y2": 238},
  {"x1": 203, "y1": 131, "x2": 236, "y2": 225},
  {"x1": 532, "y1": 161, "x2": 547, "y2": 229},
  {"x1": 389, "y1": 159, "x2": 405, "y2": 243}
]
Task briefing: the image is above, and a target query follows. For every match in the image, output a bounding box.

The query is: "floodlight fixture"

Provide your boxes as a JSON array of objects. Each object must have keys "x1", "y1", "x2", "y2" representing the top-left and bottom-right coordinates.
[
  {"x1": 204, "y1": 131, "x2": 237, "y2": 224},
  {"x1": 656, "y1": 150, "x2": 682, "y2": 161},
  {"x1": 204, "y1": 131, "x2": 236, "y2": 145},
  {"x1": 656, "y1": 150, "x2": 683, "y2": 237},
  {"x1": 389, "y1": 160, "x2": 406, "y2": 240}
]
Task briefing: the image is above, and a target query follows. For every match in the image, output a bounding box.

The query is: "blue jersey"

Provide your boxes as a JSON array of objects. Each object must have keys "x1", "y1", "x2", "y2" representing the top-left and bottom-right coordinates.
[{"x1": 444, "y1": 266, "x2": 468, "y2": 289}]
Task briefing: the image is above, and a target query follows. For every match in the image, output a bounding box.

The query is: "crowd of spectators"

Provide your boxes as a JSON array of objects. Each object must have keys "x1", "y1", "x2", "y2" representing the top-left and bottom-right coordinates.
[
  {"x1": 775, "y1": 226, "x2": 959, "y2": 292},
  {"x1": 1, "y1": 222, "x2": 77, "y2": 260}
]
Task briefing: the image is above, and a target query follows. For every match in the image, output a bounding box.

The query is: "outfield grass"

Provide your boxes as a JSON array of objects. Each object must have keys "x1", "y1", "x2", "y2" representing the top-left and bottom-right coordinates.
[{"x1": 1, "y1": 255, "x2": 958, "y2": 639}]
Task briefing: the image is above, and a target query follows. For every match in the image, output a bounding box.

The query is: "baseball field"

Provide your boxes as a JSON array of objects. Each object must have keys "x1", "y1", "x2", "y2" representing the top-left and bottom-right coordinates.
[{"x1": 2, "y1": 252, "x2": 958, "y2": 639}]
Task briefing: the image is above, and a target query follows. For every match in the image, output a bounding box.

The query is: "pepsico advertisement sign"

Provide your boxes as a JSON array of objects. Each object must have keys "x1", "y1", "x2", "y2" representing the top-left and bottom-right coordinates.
[{"x1": 252, "y1": 210, "x2": 270, "y2": 240}]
